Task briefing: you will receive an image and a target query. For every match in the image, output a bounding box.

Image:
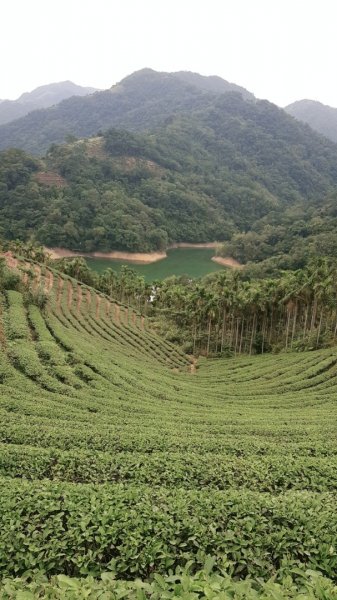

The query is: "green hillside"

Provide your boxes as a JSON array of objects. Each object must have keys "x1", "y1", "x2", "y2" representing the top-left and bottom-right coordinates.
[
  {"x1": 1, "y1": 259, "x2": 337, "y2": 597},
  {"x1": 2, "y1": 87, "x2": 337, "y2": 259},
  {"x1": 0, "y1": 81, "x2": 98, "y2": 126},
  {"x1": 0, "y1": 69, "x2": 253, "y2": 155},
  {"x1": 286, "y1": 99, "x2": 337, "y2": 144}
]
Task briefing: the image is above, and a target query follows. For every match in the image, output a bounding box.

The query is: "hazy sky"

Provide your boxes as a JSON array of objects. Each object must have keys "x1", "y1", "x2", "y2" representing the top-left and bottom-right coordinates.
[{"x1": 2, "y1": 0, "x2": 337, "y2": 107}]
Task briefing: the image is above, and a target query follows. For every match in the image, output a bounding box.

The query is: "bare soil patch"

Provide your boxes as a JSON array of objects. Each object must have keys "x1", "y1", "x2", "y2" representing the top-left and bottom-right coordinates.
[
  {"x1": 45, "y1": 247, "x2": 167, "y2": 264},
  {"x1": 212, "y1": 256, "x2": 243, "y2": 269}
]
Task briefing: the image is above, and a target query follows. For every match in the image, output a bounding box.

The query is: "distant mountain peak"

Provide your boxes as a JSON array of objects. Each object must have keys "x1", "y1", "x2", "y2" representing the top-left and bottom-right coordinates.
[
  {"x1": 0, "y1": 81, "x2": 99, "y2": 126},
  {"x1": 116, "y1": 68, "x2": 254, "y2": 101},
  {"x1": 0, "y1": 68, "x2": 256, "y2": 154},
  {"x1": 285, "y1": 99, "x2": 337, "y2": 143}
]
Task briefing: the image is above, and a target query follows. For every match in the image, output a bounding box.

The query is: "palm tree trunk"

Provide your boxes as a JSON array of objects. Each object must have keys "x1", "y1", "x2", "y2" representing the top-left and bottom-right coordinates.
[
  {"x1": 239, "y1": 318, "x2": 245, "y2": 354},
  {"x1": 303, "y1": 305, "x2": 309, "y2": 339},
  {"x1": 268, "y1": 307, "x2": 274, "y2": 344},
  {"x1": 192, "y1": 320, "x2": 197, "y2": 355},
  {"x1": 206, "y1": 317, "x2": 212, "y2": 357},
  {"x1": 229, "y1": 314, "x2": 235, "y2": 351},
  {"x1": 310, "y1": 297, "x2": 318, "y2": 332},
  {"x1": 291, "y1": 301, "x2": 298, "y2": 347},
  {"x1": 249, "y1": 313, "x2": 257, "y2": 355},
  {"x1": 220, "y1": 308, "x2": 227, "y2": 354},
  {"x1": 234, "y1": 318, "x2": 240, "y2": 356},
  {"x1": 285, "y1": 309, "x2": 291, "y2": 350},
  {"x1": 316, "y1": 308, "x2": 324, "y2": 348}
]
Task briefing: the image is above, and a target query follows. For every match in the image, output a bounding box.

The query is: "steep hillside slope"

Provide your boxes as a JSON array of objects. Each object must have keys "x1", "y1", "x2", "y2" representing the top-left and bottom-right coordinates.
[
  {"x1": 285, "y1": 99, "x2": 337, "y2": 143},
  {"x1": 1, "y1": 260, "x2": 337, "y2": 595},
  {"x1": 0, "y1": 69, "x2": 253, "y2": 154},
  {"x1": 0, "y1": 81, "x2": 98, "y2": 126},
  {"x1": 2, "y1": 90, "x2": 337, "y2": 256}
]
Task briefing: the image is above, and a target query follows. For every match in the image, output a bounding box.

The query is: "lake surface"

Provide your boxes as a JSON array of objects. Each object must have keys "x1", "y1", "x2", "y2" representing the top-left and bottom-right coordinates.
[{"x1": 86, "y1": 248, "x2": 226, "y2": 281}]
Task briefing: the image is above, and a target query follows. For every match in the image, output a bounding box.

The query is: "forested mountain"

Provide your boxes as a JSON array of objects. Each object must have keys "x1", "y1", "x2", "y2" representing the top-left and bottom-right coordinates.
[
  {"x1": 0, "y1": 69, "x2": 253, "y2": 154},
  {"x1": 172, "y1": 71, "x2": 254, "y2": 99},
  {"x1": 0, "y1": 81, "x2": 97, "y2": 126},
  {"x1": 285, "y1": 99, "x2": 337, "y2": 143},
  {"x1": 1, "y1": 88, "x2": 337, "y2": 259}
]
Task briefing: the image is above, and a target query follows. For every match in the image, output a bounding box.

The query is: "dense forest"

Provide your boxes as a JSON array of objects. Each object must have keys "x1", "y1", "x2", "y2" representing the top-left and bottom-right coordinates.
[
  {"x1": 285, "y1": 99, "x2": 337, "y2": 143},
  {"x1": 3, "y1": 240, "x2": 337, "y2": 357},
  {"x1": 55, "y1": 254, "x2": 337, "y2": 357},
  {"x1": 0, "y1": 69, "x2": 253, "y2": 154},
  {"x1": 1, "y1": 83, "x2": 337, "y2": 263}
]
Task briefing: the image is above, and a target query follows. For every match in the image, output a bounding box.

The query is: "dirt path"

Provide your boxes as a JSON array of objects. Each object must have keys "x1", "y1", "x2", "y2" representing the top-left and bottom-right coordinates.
[
  {"x1": 95, "y1": 295, "x2": 101, "y2": 319},
  {"x1": 1, "y1": 251, "x2": 19, "y2": 269},
  {"x1": 77, "y1": 285, "x2": 82, "y2": 315},
  {"x1": 105, "y1": 300, "x2": 111, "y2": 317},
  {"x1": 56, "y1": 277, "x2": 64, "y2": 308},
  {"x1": 114, "y1": 304, "x2": 120, "y2": 325},
  {"x1": 190, "y1": 357, "x2": 197, "y2": 374},
  {"x1": 67, "y1": 281, "x2": 73, "y2": 310}
]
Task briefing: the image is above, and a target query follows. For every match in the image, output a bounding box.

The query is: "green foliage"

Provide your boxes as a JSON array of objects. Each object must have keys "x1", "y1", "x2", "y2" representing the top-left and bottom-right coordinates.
[
  {"x1": 1, "y1": 263, "x2": 337, "y2": 592},
  {"x1": 0, "y1": 260, "x2": 21, "y2": 292},
  {"x1": 2, "y1": 76, "x2": 337, "y2": 257},
  {"x1": 286, "y1": 99, "x2": 337, "y2": 144},
  {"x1": 1, "y1": 567, "x2": 337, "y2": 599},
  {"x1": 0, "y1": 69, "x2": 252, "y2": 154},
  {"x1": 1, "y1": 479, "x2": 337, "y2": 580},
  {"x1": 152, "y1": 259, "x2": 337, "y2": 355}
]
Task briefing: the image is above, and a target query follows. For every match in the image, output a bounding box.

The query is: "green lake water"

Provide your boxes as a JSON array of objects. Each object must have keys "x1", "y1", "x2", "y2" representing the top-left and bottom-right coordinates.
[{"x1": 86, "y1": 248, "x2": 226, "y2": 281}]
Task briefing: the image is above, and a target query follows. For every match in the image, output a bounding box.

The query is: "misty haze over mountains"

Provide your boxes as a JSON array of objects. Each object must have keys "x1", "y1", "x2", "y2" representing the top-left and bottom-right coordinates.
[
  {"x1": 0, "y1": 69, "x2": 336, "y2": 152},
  {"x1": 285, "y1": 99, "x2": 337, "y2": 144},
  {"x1": 0, "y1": 81, "x2": 98, "y2": 126}
]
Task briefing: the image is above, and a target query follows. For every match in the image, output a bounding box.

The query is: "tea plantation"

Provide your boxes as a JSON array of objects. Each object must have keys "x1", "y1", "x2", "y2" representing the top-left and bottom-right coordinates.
[{"x1": 1, "y1": 264, "x2": 337, "y2": 598}]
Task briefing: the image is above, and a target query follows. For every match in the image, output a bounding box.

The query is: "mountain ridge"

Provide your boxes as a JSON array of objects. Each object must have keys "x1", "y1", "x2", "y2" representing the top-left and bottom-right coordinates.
[
  {"x1": 285, "y1": 98, "x2": 337, "y2": 143},
  {"x1": 0, "y1": 81, "x2": 98, "y2": 126},
  {"x1": 1, "y1": 88, "x2": 337, "y2": 262},
  {"x1": 0, "y1": 69, "x2": 253, "y2": 154}
]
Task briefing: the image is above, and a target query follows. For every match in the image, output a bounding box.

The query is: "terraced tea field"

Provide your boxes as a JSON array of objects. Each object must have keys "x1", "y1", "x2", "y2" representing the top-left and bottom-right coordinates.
[{"x1": 1, "y1": 263, "x2": 337, "y2": 598}]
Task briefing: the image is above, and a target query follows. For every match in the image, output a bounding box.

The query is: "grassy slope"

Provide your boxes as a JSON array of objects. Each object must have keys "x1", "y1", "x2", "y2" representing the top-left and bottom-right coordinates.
[{"x1": 1, "y1": 265, "x2": 337, "y2": 596}]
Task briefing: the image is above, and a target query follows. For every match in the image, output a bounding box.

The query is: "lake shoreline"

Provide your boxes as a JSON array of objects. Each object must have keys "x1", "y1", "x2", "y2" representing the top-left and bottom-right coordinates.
[
  {"x1": 45, "y1": 243, "x2": 219, "y2": 264},
  {"x1": 211, "y1": 256, "x2": 243, "y2": 269},
  {"x1": 45, "y1": 247, "x2": 167, "y2": 264},
  {"x1": 45, "y1": 244, "x2": 243, "y2": 271}
]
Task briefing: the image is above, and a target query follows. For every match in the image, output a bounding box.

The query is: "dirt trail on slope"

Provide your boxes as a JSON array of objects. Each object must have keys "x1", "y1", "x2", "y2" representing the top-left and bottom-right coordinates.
[
  {"x1": 67, "y1": 281, "x2": 73, "y2": 309},
  {"x1": 190, "y1": 358, "x2": 197, "y2": 374},
  {"x1": 56, "y1": 277, "x2": 64, "y2": 308},
  {"x1": 77, "y1": 285, "x2": 82, "y2": 315},
  {"x1": 95, "y1": 295, "x2": 101, "y2": 319}
]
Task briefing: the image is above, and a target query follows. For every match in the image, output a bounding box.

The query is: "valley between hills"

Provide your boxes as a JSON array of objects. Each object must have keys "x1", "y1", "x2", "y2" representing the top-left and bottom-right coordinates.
[{"x1": 2, "y1": 68, "x2": 337, "y2": 598}]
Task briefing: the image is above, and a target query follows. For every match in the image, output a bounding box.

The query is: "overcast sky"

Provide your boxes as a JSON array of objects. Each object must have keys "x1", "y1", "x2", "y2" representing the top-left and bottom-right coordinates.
[{"x1": 2, "y1": 0, "x2": 337, "y2": 107}]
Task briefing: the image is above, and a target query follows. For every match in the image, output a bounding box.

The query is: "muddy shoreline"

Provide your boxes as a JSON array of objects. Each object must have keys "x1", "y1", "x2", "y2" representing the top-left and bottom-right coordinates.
[
  {"x1": 45, "y1": 247, "x2": 167, "y2": 264},
  {"x1": 211, "y1": 256, "x2": 243, "y2": 269},
  {"x1": 45, "y1": 243, "x2": 219, "y2": 265},
  {"x1": 45, "y1": 244, "x2": 242, "y2": 269}
]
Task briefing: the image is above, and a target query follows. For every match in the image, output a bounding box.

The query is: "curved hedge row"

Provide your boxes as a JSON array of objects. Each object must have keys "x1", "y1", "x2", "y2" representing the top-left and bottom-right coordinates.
[
  {"x1": 2, "y1": 568, "x2": 337, "y2": 599},
  {"x1": 1, "y1": 479, "x2": 337, "y2": 581}
]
